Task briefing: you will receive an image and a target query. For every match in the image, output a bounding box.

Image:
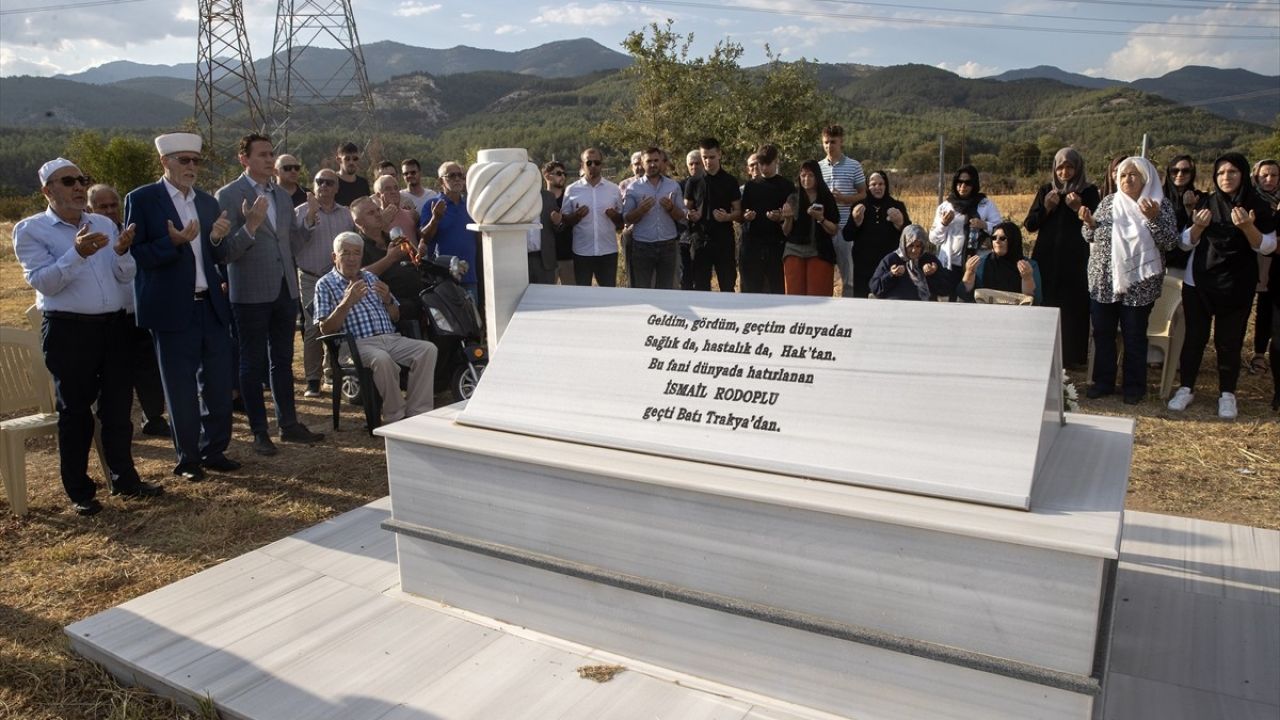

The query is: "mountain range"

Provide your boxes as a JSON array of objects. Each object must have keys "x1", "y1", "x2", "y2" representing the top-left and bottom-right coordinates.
[{"x1": 0, "y1": 39, "x2": 1274, "y2": 194}]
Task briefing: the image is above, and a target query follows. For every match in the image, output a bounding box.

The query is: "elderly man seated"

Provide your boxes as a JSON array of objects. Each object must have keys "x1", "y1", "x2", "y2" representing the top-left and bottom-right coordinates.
[{"x1": 314, "y1": 231, "x2": 438, "y2": 422}]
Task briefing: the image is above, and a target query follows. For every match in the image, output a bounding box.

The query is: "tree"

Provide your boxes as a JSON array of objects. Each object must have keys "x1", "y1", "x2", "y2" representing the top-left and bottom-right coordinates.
[
  {"x1": 599, "y1": 21, "x2": 829, "y2": 174},
  {"x1": 64, "y1": 132, "x2": 157, "y2": 196}
]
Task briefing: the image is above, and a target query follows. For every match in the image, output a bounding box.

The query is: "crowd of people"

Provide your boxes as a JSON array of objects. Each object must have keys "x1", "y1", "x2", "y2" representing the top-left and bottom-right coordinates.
[{"x1": 11, "y1": 125, "x2": 1279, "y2": 517}]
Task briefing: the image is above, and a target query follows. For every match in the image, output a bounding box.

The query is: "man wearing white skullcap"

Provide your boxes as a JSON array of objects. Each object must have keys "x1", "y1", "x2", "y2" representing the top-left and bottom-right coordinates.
[
  {"x1": 124, "y1": 132, "x2": 241, "y2": 483},
  {"x1": 14, "y1": 157, "x2": 164, "y2": 516}
]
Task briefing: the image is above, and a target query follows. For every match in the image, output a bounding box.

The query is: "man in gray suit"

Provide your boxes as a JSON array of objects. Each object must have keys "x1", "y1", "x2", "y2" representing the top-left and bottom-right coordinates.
[{"x1": 215, "y1": 133, "x2": 324, "y2": 456}]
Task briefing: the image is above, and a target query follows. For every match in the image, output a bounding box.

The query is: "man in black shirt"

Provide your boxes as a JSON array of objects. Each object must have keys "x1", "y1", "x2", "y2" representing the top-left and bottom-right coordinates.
[
  {"x1": 738, "y1": 144, "x2": 793, "y2": 294},
  {"x1": 275, "y1": 154, "x2": 308, "y2": 207},
  {"x1": 542, "y1": 160, "x2": 576, "y2": 285},
  {"x1": 684, "y1": 137, "x2": 742, "y2": 292},
  {"x1": 335, "y1": 141, "x2": 371, "y2": 206}
]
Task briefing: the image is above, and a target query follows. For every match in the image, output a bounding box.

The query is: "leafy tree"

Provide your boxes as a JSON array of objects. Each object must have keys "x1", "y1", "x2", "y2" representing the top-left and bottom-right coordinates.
[
  {"x1": 65, "y1": 131, "x2": 157, "y2": 196},
  {"x1": 599, "y1": 21, "x2": 828, "y2": 175}
]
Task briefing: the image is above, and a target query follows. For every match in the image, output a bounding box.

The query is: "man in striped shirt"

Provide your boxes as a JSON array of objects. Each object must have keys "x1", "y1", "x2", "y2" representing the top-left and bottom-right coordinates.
[{"x1": 819, "y1": 125, "x2": 867, "y2": 298}]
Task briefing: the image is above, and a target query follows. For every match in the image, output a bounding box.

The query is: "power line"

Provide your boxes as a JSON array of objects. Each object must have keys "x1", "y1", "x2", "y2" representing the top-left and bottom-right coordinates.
[
  {"x1": 0, "y1": 0, "x2": 151, "y2": 15},
  {"x1": 624, "y1": 0, "x2": 1280, "y2": 40},
  {"x1": 809, "y1": 0, "x2": 1265, "y2": 30}
]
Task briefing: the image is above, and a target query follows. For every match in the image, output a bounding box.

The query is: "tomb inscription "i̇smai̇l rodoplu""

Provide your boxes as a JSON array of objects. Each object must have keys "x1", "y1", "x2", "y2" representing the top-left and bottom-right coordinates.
[
  {"x1": 639, "y1": 312, "x2": 853, "y2": 434},
  {"x1": 456, "y1": 285, "x2": 1064, "y2": 509}
]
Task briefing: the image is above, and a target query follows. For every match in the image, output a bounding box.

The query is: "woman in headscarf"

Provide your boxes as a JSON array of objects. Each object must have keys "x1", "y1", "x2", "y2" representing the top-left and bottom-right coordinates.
[
  {"x1": 782, "y1": 159, "x2": 840, "y2": 296},
  {"x1": 958, "y1": 221, "x2": 1042, "y2": 304},
  {"x1": 1079, "y1": 156, "x2": 1178, "y2": 404},
  {"x1": 929, "y1": 164, "x2": 1002, "y2": 296},
  {"x1": 869, "y1": 224, "x2": 951, "y2": 301},
  {"x1": 845, "y1": 170, "x2": 909, "y2": 299},
  {"x1": 1167, "y1": 153, "x2": 1278, "y2": 419},
  {"x1": 1248, "y1": 159, "x2": 1278, "y2": 376},
  {"x1": 1024, "y1": 148, "x2": 1099, "y2": 368}
]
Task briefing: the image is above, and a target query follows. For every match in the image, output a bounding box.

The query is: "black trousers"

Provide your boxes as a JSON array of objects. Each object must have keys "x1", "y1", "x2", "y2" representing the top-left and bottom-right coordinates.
[
  {"x1": 126, "y1": 313, "x2": 167, "y2": 423},
  {"x1": 1179, "y1": 284, "x2": 1251, "y2": 394},
  {"x1": 574, "y1": 253, "x2": 618, "y2": 287},
  {"x1": 41, "y1": 311, "x2": 142, "y2": 503},
  {"x1": 739, "y1": 237, "x2": 784, "y2": 294},
  {"x1": 692, "y1": 233, "x2": 737, "y2": 292}
]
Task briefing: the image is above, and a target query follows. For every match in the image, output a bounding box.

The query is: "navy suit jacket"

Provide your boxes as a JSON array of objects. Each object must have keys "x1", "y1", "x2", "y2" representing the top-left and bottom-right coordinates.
[{"x1": 125, "y1": 180, "x2": 231, "y2": 332}]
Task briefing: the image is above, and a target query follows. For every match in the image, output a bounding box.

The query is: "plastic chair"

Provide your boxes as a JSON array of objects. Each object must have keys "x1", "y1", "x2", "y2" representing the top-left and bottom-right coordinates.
[
  {"x1": 1085, "y1": 275, "x2": 1184, "y2": 399},
  {"x1": 317, "y1": 331, "x2": 382, "y2": 434},
  {"x1": 1146, "y1": 275, "x2": 1185, "y2": 400},
  {"x1": 0, "y1": 326, "x2": 118, "y2": 515}
]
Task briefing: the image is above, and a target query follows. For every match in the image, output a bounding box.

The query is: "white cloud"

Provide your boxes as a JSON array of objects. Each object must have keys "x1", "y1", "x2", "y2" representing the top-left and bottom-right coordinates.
[
  {"x1": 936, "y1": 60, "x2": 1001, "y2": 79},
  {"x1": 392, "y1": 2, "x2": 442, "y2": 18},
  {"x1": 0, "y1": 46, "x2": 62, "y2": 77},
  {"x1": 494, "y1": 24, "x2": 524, "y2": 35},
  {"x1": 531, "y1": 2, "x2": 667, "y2": 27},
  {"x1": 1095, "y1": 6, "x2": 1280, "y2": 81}
]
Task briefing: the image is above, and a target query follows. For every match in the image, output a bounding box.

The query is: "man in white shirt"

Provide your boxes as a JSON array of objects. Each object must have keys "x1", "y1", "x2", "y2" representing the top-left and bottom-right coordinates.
[
  {"x1": 399, "y1": 158, "x2": 438, "y2": 215},
  {"x1": 15, "y1": 157, "x2": 162, "y2": 515},
  {"x1": 561, "y1": 148, "x2": 624, "y2": 287}
]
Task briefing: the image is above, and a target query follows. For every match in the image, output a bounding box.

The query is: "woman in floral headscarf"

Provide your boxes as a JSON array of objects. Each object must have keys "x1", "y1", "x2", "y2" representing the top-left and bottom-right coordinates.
[
  {"x1": 1079, "y1": 156, "x2": 1177, "y2": 404},
  {"x1": 1167, "y1": 153, "x2": 1278, "y2": 419},
  {"x1": 1025, "y1": 147, "x2": 1100, "y2": 369}
]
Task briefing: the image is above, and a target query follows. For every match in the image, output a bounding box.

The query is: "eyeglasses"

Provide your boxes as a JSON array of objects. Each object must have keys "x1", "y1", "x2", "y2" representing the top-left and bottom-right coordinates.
[
  {"x1": 445, "y1": 172, "x2": 465, "y2": 180},
  {"x1": 172, "y1": 156, "x2": 203, "y2": 166},
  {"x1": 280, "y1": 164, "x2": 301, "y2": 172},
  {"x1": 1172, "y1": 167, "x2": 1192, "y2": 175},
  {"x1": 314, "y1": 178, "x2": 336, "y2": 186},
  {"x1": 56, "y1": 175, "x2": 93, "y2": 187},
  {"x1": 583, "y1": 160, "x2": 602, "y2": 167}
]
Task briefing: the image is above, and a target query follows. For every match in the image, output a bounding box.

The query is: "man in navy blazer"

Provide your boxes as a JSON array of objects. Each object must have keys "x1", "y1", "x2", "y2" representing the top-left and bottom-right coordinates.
[{"x1": 125, "y1": 132, "x2": 239, "y2": 482}]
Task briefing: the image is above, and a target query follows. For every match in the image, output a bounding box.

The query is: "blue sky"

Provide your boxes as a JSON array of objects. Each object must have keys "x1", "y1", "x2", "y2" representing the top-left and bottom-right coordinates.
[{"x1": 2, "y1": 0, "x2": 1277, "y2": 81}]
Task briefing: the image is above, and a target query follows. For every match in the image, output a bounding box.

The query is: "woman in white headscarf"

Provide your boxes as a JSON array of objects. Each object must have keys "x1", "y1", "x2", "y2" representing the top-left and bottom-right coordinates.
[{"x1": 1079, "y1": 156, "x2": 1178, "y2": 404}]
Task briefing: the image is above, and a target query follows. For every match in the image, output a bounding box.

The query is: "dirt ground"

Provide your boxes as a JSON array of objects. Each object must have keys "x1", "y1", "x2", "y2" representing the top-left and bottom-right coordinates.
[{"x1": 1, "y1": 205, "x2": 1276, "y2": 719}]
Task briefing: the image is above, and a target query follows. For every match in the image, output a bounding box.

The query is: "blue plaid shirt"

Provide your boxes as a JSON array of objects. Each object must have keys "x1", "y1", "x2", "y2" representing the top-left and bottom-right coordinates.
[{"x1": 314, "y1": 268, "x2": 398, "y2": 339}]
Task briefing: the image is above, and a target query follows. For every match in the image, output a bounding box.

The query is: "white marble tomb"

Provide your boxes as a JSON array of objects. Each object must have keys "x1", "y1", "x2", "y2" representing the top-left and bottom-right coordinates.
[{"x1": 379, "y1": 286, "x2": 1128, "y2": 720}]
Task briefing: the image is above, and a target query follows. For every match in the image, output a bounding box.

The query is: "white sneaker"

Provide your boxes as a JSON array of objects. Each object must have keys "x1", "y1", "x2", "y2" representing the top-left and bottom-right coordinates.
[
  {"x1": 1167, "y1": 387, "x2": 1194, "y2": 411},
  {"x1": 1218, "y1": 392, "x2": 1238, "y2": 420}
]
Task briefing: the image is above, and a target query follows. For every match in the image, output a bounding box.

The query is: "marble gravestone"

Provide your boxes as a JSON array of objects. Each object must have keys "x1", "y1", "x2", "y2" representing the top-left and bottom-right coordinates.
[
  {"x1": 458, "y1": 285, "x2": 1064, "y2": 509},
  {"x1": 381, "y1": 285, "x2": 1131, "y2": 720}
]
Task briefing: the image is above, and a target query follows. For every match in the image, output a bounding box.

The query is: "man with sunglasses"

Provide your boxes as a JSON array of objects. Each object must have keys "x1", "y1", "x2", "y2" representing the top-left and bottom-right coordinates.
[
  {"x1": 334, "y1": 141, "x2": 370, "y2": 206},
  {"x1": 399, "y1": 158, "x2": 438, "y2": 216},
  {"x1": 274, "y1": 154, "x2": 308, "y2": 208},
  {"x1": 16, "y1": 157, "x2": 163, "y2": 515},
  {"x1": 294, "y1": 168, "x2": 354, "y2": 397},
  {"x1": 561, "y1": 148, "x2": 624, "y2": 287},
  {"x1": 420, "y1": 161, "x2": 480, "y2": 302},
  {"x1": 125, "y1": 132, "x2": 240, "y2": 483},
  {"x1": 542, "y1": 160, "x2": 576, "y2": 285}
]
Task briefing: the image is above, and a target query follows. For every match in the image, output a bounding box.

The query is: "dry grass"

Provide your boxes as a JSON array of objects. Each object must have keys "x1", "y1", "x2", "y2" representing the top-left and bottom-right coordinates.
[{"x1": 0, "y1": 201, "x2": 1276, "y2": 719}]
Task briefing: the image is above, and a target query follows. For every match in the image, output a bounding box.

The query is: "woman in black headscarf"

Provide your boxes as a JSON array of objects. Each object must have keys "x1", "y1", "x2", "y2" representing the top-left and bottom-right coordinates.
[
  {"x1": 1167, "y1": 153, "x2": 1278, "y2": 419},
  {"x1": 845, "y1": 170, "x2": 909, "y2": 298},
  {"x1": 958, "y1": 221, "x2": 1041, "y2": 304},
  {"x1": 929, "y1": 164, "x2": 1002, "y2": 288},
  {"x1": 1024, "y1": 148, "x2": 1100, "y2": 369}
]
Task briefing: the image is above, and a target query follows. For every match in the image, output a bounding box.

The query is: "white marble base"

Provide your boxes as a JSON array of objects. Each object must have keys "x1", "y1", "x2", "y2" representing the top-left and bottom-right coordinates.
[{"x1": 379, "y1": 406, "x2": 1132, "y2": 719}]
